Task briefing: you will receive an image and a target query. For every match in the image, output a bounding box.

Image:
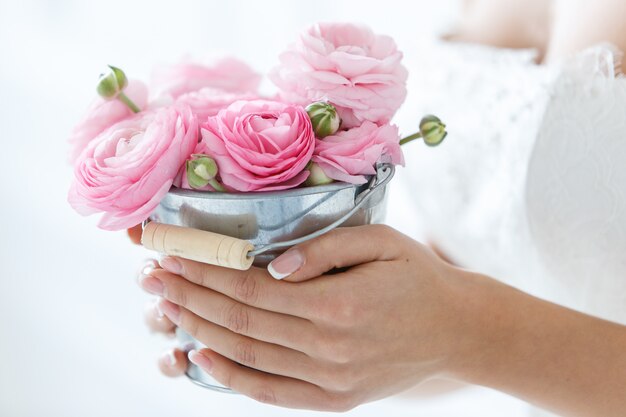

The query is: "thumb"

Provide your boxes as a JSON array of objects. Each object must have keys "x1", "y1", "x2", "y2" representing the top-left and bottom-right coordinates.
[{"x1": 267, "y1": 224, "x2": 396, "y2": 282}]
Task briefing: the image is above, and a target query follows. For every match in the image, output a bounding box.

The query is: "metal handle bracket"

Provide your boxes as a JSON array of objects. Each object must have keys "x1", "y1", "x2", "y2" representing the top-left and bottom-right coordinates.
[{"x1": 247, "y1": 163, "x2": 395, "y2": 257}]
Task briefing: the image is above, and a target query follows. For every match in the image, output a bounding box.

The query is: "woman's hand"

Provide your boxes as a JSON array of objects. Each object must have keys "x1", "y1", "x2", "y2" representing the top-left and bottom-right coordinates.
[
  {"x1": 137, "y1": 225, "x2": 480, "y2": 410},
  {"x1": 136, "y1": 224, "x2": 626, "y2": 415}
]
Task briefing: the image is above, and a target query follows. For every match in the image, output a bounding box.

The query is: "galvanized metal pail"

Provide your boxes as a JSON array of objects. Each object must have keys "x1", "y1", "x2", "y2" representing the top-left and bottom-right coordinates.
[{"x1": 148, "y1": 163, "x2": 394, "y2": 392}]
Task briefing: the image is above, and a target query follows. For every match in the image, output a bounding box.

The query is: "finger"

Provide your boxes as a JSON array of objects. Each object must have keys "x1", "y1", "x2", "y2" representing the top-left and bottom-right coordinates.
[
  {"x1": 267, "y1": 225, "x2": 399, "y2": 282},
  {"x1": 145, "y1": 271, "x2": 317, "y2": 350},
  {"x1": 158, "y1": 256, "x2": 315, "y2": 317},
  {"x1": 158, "y1": 299, "x2": 320, "y2": 385},
  {"x1": 127, "y1": 224, "x2": 143, "y2": 245},
  {"x1": 144, "y1": 299, "x2": 176, "y2": 335},
  {"x1": 189, "y1": 349, "x2": 354, "y2": 412},
  {"x1": 147, "y1": 270, "x2": 318, "y2": 352},
  {"x1": 157, "y1": 348, "x2": 188, "y2": 378}
]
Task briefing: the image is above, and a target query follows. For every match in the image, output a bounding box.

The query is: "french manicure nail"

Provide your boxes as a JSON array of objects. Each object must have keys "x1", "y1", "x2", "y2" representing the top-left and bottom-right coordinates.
[
  {"x1": 157, "y1": 299, "x2": 181, "y2": 325},
  {"x1": 154, "y1": 300, "x2": 164, "y2": 319},
  {"x1": 188, "y1": 350, "x2": 213, "y2": 373},
  {"x1": 137, "y1": 259, "x2": 157, "y2": 284},
  {"x1": 141, "y1": 276, "x2": 164, "y2": 296},
  {"x1": 163, "y1": 350, "x2": 177, "y2": 367},
  {"x1": 267, "y1": 249, "x2": 304, "y2": 279},
  {"x1": 160, "y1": 257, "x2": 182, "y2": 275}
]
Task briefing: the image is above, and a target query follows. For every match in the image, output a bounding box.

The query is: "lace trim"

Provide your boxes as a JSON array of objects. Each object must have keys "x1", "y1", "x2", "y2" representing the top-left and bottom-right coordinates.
[{"x1": 569, "y1": 42, "x2": 623, "y2": 78}]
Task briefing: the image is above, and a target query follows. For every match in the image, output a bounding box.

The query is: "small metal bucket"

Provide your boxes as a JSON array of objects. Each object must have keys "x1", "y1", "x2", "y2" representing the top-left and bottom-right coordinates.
[{"x1": 148, "y1": 163, "x2": 394, "y2": 392}]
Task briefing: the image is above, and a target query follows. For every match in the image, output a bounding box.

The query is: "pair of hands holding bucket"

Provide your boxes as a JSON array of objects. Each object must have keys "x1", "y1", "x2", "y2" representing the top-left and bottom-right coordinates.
[{"x1": 130, "y1": 223, "x2": 473, "y2": 411}]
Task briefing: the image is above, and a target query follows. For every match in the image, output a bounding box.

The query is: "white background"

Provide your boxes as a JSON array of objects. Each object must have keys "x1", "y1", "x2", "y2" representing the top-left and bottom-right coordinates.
[{"x1": 0, "y1": 1, "x2": 530, "y2": 416}]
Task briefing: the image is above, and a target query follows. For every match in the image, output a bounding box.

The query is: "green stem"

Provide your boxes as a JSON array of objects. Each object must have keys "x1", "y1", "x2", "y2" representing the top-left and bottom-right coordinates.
[
  {"x1": 117, "y1": 92, "x2": 141, "y2": 113},
  {"x1": 399, "y1": 131, "x2": 423, "y2": 146},
  {"x1": 209, "y1": 178, "x2": 226, "y2": 192}
]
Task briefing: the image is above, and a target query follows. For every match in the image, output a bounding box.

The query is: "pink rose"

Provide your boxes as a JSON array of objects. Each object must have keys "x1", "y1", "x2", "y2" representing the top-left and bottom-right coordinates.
[
  {"x1": 68, "y1": 105, "x2": 198, "y2": 230},
  {"x1": 68, "y1": 79, "x2": 148, "y2": 162},
  {"x1": 195, "y1": 99, "x2": 315, "y2": 192},
  {"x1": 271, "y1": 22, "x2": 408, "y2": 128},
  {"x1": 175, "y1": 87, "x2": 257, "y2": 122},
  {"x1": 312, "y1": 121, "x2": 404, "y2": 184},
  {"x1": 152, "y1": 57, "x2": 261, "y2": 99}
]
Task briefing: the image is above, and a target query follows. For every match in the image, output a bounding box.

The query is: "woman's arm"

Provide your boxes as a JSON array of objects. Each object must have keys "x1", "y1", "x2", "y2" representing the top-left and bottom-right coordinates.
[
  {"x1": 138, "y1": 225, "x2": 626, "y2": 415},
  {"x1": 447, "y1": 271, "x2": 626, "y2": 417},
  {"x1": 546, "y1": 0, "x2": 626, "y2": 68}
]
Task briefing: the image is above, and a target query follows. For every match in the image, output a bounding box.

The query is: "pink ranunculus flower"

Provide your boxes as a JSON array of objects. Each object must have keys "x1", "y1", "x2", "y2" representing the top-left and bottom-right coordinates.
[
  {"x1": 68, "y1": 104, "x2": 198, "y2": 231},
  {"x1": 270, "y1": 22, "x2": 408, "y2": 129},
  {"x1": 174, "y1": 87, "x2": 257, "y2": 122},
  {"x1": 195, "y1": 99, "x2": 315, "y2": 192},
  {"x1": 152, "y1": 57, "x2": 261, "y2": 99},
  {"x1": 312, "y1": 121, "x2": 405, "y2": 184},
  {"x1": 68, "y1": 79, "x2": 148, "y2": 162}
]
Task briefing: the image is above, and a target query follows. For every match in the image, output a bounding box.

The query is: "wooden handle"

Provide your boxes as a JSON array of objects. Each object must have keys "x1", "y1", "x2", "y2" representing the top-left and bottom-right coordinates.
[{"x1": 141, "y1": 222, "x2": 255, "y2": 270}]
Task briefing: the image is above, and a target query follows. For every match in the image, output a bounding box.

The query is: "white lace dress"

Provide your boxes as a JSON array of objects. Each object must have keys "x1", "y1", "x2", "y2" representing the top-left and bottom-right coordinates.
[{"x1": 388, "y1": 40, "x2": 626, "y2": 416}]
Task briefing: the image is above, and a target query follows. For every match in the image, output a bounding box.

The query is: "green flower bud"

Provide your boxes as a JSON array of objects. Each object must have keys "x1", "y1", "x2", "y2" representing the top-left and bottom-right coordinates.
[
  {"x1": 186, "y1": 155, "x2": 219, "y2": 189},
  {"x1": 96, "y1": 65, "x2": 129, "y2": 99},
  {"x1": 306, "y1": 101, "x2": 341, "y2": 138},
  {"x1": 304, "y1": 162, "x2": 334, "y2": 187},
  {"x1": 419, "y1": 115, "x2": 447, "y2": 147}
]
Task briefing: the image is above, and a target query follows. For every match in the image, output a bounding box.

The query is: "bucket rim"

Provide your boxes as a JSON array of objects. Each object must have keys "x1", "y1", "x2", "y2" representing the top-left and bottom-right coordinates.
[{"x1": 165, "y1": 180, "x2": 367, "y2": 201}]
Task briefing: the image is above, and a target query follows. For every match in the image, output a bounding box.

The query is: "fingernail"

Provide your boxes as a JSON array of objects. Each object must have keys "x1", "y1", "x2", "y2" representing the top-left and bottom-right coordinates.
[
  {"x1": 141, "y1": 276, "x2": 164, "y2": 296},
  {"x1": 160, "y1": 257, "x2": 182, "y2": 275},
  {"x1": 136, "y1": 259, "x2": 157, "y2": 284},
  {"x1": 163, "y1": 349, "x2": 177, "y2": 367},
  {"x1": 268, "y1": 249, "x2": 304, "y2": 280},
  {"x1": 188, "y1": 350, "x2": 213, "y2": 374},
  {"x1": 154, "y1": 300, "x2": 164, "y2": 319},
  {"x1": 157, "y1": 299, "x2": 181, "y2": 325}
]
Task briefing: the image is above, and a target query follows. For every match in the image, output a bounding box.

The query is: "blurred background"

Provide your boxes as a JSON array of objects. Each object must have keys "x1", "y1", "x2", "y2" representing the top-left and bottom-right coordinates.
[{"x1": 0, "y1": 0, "x2": 531, "y2": 416}]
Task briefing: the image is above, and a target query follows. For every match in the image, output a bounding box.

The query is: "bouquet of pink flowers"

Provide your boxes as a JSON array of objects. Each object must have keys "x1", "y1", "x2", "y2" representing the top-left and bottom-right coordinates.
[{"x1": 68, "y1": 22, "x2": 446, "y2": 231}]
